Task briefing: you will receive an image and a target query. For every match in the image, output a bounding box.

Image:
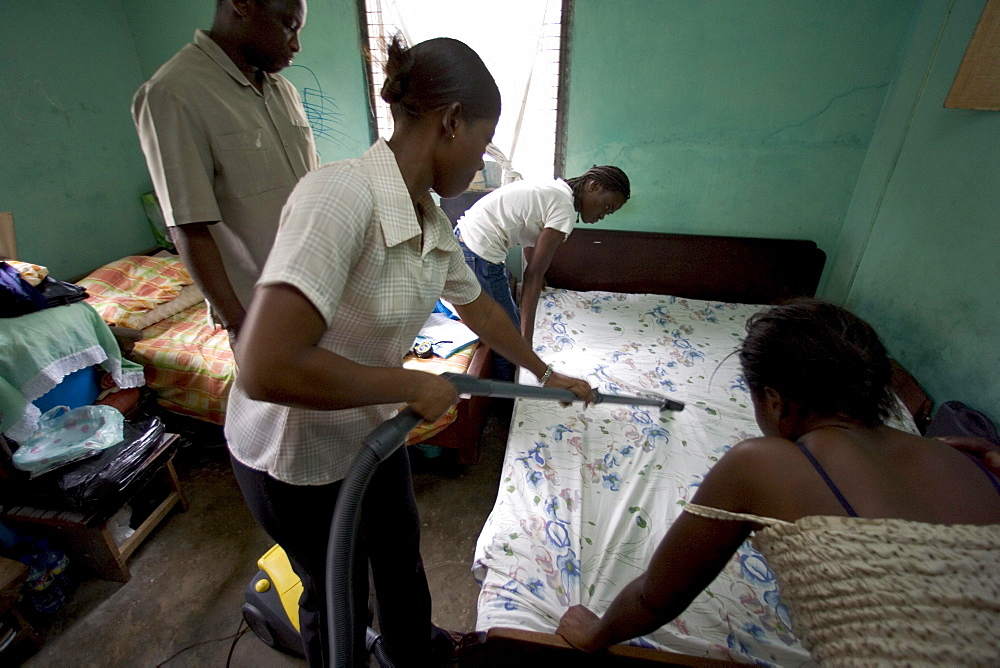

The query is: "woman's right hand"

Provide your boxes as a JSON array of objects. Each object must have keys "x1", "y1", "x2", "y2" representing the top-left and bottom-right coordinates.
[
  {"x1": 545, "y1": 371, "x2": 596, "y2": 407},
  {"x1": 556, "y1": 604, "x2": 603, "y2": 652},
  {"x1": 409, "y1": 372, "x2": 460, "y2": 422}
]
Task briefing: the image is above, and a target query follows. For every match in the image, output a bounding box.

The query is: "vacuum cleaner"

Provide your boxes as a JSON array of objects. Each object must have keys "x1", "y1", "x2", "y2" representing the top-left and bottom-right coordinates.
[{"x1": 241, "y1": 373, "x2": 684, "y2": 666}]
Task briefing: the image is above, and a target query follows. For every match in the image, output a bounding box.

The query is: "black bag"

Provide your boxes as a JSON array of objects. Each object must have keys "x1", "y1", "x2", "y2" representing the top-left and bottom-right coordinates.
[
  {"x1": 10, "y1": 417, "x2": 167, "y2": 516},
  {"x1": 37, "y1": 275, "x2": 89, "y2": 307},
  {"x1": 925, "y1": 400, "x2": 999, "y2": 446},
  {"x1": 56, "y1": 416, "x2": 166, "y2": 515},
  {"x1": 0, "y1": 260, "x2": 49, "y2": 317}
]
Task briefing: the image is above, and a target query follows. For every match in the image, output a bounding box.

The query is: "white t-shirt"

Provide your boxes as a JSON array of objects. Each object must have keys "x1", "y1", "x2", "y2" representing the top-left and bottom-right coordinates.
[{"x1": 456, "y1": 179, "x2": 576, "y2": 264}]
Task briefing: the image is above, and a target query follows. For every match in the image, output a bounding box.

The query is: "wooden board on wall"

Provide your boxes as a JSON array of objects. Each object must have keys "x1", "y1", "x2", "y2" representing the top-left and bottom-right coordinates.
[
  {"x1": 945, "y1": 0, "x2": 1000, "y2": 110},
  {"x1": 0, "y1": 212, "x2": 16, "y2": 260}
]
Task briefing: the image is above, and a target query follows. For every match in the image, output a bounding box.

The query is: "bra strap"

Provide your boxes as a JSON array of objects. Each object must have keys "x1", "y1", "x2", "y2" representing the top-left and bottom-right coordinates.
[
  {"x1": 795, "y1": 442, "x2": 859, "y2": 517},
  {"x1": 967, "y1": 453, "x2": 1000, "y2": 497}
]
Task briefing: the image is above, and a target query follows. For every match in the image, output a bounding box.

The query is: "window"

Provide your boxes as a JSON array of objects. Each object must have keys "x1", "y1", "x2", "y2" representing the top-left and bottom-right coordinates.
[{"x1": 360, "y1": 0, "x2": 569, "y2": 181}]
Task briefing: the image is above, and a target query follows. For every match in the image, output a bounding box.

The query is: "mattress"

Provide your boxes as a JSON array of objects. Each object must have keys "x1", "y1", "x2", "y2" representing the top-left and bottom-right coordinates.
[
  {"x1": 473, "y1": 288, "x2": 813, "y2": 665},
  {"x1": 81, "y1": 255, "x2": 233, "y2": 424},
  {"x1": 125, "y1": 310, "x2": 479, "y2": 433},
  {"x1": 81, "y1": 254, "x2": 483, "y2": 431},
  {"x1": 134, "y1": 301, "x2": 234, "y2": 424}
]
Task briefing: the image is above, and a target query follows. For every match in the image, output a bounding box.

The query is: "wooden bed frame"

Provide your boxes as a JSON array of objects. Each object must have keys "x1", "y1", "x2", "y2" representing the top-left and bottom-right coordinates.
[
  {"x1": 413, "y1": 342, "x2": 494, "y2": 465},
  {"x1": 458, "y1": 628, "x2": 739, "y2": 667},
  {"x1": 460, "y1": 229, "x2": 827, "y2": 666},
  {"x1": 526, "y1": 228, "x2": 827, "y2": 305}
]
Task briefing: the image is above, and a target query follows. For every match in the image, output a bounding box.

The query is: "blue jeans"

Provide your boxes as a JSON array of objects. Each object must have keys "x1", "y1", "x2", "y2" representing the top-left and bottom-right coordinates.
[{"x1": 456, "y1": 230, "x2": 518, "y2": 380}]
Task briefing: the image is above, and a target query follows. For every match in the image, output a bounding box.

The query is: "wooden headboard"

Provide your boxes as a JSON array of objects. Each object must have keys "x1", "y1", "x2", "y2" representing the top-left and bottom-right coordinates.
[{"x1": 528, "y1": 228, "x2": 826, "y2": 304}]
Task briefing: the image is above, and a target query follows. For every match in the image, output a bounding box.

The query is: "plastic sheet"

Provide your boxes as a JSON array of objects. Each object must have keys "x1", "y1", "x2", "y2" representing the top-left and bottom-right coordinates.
[
  {"x1": 56, "y1": 416, "x2": 165, "y2": 514},
  {"x1": 12, "y1": 405, "x2": 125, "y2": 477}
]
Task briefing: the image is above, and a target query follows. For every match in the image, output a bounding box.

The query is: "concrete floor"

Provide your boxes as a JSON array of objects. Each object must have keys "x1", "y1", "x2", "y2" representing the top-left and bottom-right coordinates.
[{"x1": 10, "y1": 402, "x2": 511, "y2": 667}]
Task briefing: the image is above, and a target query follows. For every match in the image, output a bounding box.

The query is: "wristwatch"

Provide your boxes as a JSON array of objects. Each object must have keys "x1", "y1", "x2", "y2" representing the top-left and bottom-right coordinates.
[{"x1": 538, "y1": 363, "x2": 554, "y2": 385}]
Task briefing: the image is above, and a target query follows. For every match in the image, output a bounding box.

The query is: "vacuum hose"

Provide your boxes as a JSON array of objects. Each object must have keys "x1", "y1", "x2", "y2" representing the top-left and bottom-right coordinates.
[
  {"x1": 326, "y1": 406, "x2": 423, "y2": 668},
  {"x1": 366, "y1": 626, "x2": 393, "y2": 667}
]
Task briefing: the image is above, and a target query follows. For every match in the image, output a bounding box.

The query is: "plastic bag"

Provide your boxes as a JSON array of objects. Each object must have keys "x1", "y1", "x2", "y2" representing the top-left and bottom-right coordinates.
[
  {"x1": 37, "y1": 275, "x2": 89, "y2": 307},
  {"x1": 56, "y1": 416, "x2": 165, "y2": 513},
  {"x1": 12, "y1": 405, "x2": 125, "y2": 477}
]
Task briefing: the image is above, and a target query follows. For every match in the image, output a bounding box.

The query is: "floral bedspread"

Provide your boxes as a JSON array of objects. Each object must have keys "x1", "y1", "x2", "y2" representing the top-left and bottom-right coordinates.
[{"x1": 473, "y1": 289, "x2": 813, "y2": 666}]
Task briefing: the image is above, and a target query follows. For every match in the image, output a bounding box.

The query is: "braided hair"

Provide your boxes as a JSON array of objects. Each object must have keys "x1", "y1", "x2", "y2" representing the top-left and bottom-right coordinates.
[
  {"x1": 565, "y1": 165, "x2": 631, "y2": 213},
  {"x1": 739, "y1": 299, "x2": 895, "y2": 427}
]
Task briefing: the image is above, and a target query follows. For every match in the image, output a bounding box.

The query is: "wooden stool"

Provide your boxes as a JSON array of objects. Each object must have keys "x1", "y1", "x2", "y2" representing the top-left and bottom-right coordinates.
[{"x1": 3, "y1": 434, "x2": 188, "y2": 582}]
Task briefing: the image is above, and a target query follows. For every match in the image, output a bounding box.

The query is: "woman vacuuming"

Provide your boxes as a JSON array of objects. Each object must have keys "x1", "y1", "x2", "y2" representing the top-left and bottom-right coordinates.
[{"x1": 226, "y1": 35, "x2": 593, "y2": 667}]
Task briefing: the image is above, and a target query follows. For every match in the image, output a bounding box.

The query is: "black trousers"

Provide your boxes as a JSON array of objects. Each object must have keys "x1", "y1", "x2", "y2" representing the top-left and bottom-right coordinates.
[{"x1": 231, "y1": 449, "x2": 434, "y2": 667}]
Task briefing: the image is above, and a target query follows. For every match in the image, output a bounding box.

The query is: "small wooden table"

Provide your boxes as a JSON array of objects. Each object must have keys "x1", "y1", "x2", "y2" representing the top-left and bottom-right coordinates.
[{"x1": 3, "y1": 434, "x2": 188, "y2": 582}]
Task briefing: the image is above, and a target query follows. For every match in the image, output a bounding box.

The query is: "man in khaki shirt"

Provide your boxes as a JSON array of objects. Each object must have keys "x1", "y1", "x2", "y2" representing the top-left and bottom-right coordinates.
[{"x1": 132, "y1": 0, "x2": 318, "y2": 344}]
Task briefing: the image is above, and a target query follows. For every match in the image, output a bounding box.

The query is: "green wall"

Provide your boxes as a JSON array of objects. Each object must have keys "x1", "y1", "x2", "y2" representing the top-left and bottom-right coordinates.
[
  {"x1": 833, "y1": 0, "x2": 1000, "y2": 424},
  {"x1": 0, "y1": 0, "x2": 371, "y2": 280},
  {"x1": 3, "y1": 0, "x2": 995, "y2": 426},
  {"x1": 0, "y1": 1, "x2": 153, "y2": 278},
  {"x1": 120, "y1": 0, "x2": 373, "y2": 162},
  {"x1": 568, "y1": 0, "x2": 997, "y2": 425},
  {"x1": 566, "y1": 0, "x2": 914, "y2": 258}
]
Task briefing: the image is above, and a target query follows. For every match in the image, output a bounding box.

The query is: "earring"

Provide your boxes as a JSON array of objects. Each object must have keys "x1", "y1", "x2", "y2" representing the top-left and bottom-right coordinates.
[{"x1": 450, "y1": 134, "x2": 455, "y2": 139}]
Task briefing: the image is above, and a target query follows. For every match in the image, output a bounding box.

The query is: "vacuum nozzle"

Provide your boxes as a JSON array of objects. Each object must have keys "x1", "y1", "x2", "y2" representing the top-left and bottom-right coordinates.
[{"x1": 439, "y1": 373, "x2": 684, "y2": 412}]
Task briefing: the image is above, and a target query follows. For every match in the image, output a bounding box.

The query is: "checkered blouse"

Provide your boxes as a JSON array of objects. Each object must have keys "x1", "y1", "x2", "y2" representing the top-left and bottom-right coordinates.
[{"x1": 225, "y1": 139, "x2": 481, "y2": 485}]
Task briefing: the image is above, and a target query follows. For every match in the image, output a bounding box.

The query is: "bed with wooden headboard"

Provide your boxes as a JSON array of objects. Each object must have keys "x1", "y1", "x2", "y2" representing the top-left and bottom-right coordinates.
[
  {"x1": 459, "y1": 229, "x2": 919, "y2": 666},
  {"x1": 76, "y1": 252, "x2": 494, "y2": 461}
]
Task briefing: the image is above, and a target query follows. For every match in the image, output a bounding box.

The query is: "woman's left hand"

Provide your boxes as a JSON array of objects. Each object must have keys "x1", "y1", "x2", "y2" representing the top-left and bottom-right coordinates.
[
  {"x1": 556, "y1": 604, "x2": 602, "y2": 652},
  {"x1": 545, "y1": 372, "x2": 595, "y2": 407}
]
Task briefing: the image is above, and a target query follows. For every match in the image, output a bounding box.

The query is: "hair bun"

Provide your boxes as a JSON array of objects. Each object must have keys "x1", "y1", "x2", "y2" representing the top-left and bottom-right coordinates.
[
  {"x1": 381, "y1": 33, "x2": 413, "y2": 105},
  {"x1": 380, "y1": 73, "x2": 407, "y2": 104}
]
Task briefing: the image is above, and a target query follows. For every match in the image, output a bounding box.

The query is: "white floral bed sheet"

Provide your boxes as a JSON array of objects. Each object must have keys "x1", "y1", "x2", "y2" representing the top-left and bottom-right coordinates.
[{"x1": 472, "y1": 289, "x2": 812, "y2": 666}]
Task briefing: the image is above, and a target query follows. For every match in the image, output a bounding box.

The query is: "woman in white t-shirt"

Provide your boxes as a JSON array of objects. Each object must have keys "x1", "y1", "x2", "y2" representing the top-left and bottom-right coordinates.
[{"x1": 455, "y1": 166, "x2": 629, "y2": 378}]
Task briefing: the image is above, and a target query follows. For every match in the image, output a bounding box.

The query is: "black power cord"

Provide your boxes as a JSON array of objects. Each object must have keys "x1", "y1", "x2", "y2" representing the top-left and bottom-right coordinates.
[{"x1": 154, "y1": 616, "x2": 249, "y2": 667}]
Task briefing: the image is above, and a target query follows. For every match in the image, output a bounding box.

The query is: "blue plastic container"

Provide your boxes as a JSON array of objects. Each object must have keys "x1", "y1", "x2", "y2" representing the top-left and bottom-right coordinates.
[{"x1": 33, "y1": 366, "x2": 101, "y2": 413}]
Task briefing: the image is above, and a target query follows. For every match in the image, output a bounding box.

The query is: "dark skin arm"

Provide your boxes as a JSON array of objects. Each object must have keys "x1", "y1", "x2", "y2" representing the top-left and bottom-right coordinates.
[
  {"x1": 453, "y1": 291, "x2": 594, "y2": 403},
  {"x1": 237, "y1": 283, "x2": 458, "y2": 421},
  {"x1": 171, "y1": 222, "x2": 246, "y2": 344},
  {"x1": 519, "y1": 227, "x2": 565, "y2": 344},
  {"x1": 556, "y1": 443, "x2": 758, "y2": 652}
]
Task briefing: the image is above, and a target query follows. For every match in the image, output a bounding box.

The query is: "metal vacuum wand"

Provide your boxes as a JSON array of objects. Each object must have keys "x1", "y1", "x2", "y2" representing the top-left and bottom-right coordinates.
[
  {"x1": 439, "y1": 373, "x2": 685, "y2": 412},
  {"x1": 329, "y1": 371, "x2": 683, "y2": 667}
]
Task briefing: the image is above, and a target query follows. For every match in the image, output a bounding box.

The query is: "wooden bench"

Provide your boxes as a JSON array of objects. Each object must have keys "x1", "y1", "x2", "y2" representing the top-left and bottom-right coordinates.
[{"x1": 3, "y1": 434, "x2": 188, "y2": 583}]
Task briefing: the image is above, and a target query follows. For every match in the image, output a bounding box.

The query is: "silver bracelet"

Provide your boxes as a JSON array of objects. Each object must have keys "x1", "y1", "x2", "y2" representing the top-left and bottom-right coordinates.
[{"x1": 538, "y1": 363, "x2": 554, "y2": 385}]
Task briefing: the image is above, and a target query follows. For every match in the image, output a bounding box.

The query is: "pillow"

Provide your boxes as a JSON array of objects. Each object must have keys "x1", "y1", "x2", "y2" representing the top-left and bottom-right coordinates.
[
  {"x1": 80, "y1": 255, "x2": 193, "y2": 328},
  {"x1": 6, "y1": 260, "x2": 49, "y2": 286},
  {"x1": 128, "y1": 283, "x2": 205, "y2": 330}
]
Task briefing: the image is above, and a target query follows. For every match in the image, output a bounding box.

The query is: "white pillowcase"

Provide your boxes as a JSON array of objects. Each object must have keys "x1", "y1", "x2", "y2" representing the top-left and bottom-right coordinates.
[{"x1": 129, "y1": 283, "x2": 205, "y2": 330}]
